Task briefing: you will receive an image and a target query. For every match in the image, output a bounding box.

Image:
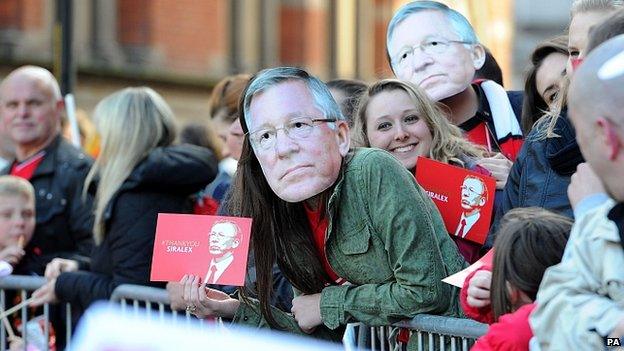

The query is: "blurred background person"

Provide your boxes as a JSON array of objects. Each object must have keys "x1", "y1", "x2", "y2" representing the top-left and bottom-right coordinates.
[
  {"x1": 474, "y1": 47, "x2": 505, "y2": 87},
  {"x1": 61, "y1": 109, "x2": 101, "y2": 159},
  {"x1": 326, "y1": 79, "x2": 368, "y2": 127},
  {"x1": 0, "y1": 175, "x2": 35, "y2": 273},
  {"x1": 192, "y1": 75, "x2": 250, "y2": 215},
  {"x1": 30, "y1": 87, "x2": 218, "y2": 321},
  {"x1": 0, "y1": 66, "x2": 94, "y2": 275},
  {"x1": 0, "y1": 123, "x2": 14, "y2": 171}
]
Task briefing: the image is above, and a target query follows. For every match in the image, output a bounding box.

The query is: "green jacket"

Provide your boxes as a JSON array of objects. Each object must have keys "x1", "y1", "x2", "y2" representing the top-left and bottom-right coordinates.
[{"x1": 234, "y1": 148, "x2": 466, "y2": 340}]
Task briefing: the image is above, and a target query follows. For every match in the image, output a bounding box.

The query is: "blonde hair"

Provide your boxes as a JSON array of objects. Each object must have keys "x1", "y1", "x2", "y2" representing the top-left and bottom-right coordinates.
[
  {"x1": 85, "y1": 87, "x2": 177, "y2": 243},
  {"x1": 352, "y1": 79, "x2": 486, "y2": 167},
  {"x1": 0, "y1": 175, "x2": 34, "y2": 202}
]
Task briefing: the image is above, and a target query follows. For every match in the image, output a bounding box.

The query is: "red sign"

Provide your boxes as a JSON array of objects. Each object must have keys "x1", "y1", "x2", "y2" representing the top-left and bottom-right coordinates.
[
  {"x1": 415, "y1": 157, "x2": 496, "y2": 245},
  {"x1": 150, "y1": 214, "x2": 252, "y2": 286}
]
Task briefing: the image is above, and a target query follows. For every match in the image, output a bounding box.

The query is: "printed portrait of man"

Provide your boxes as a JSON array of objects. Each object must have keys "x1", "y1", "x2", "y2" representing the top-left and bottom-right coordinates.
[
  {"x1": 205, "y1": 220, "x2": 242, "y2": 284},
  {"x1": 454, "y1": 175, "x2": 488, "y2": 239}
]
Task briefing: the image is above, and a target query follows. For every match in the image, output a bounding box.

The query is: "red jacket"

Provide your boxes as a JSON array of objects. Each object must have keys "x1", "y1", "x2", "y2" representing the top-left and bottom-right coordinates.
[
  {"x1": 460, "y1": 265, "x2": 495, "y2": 324},
  {"x1": 471, "y1": 303, "x2": 535, "y2": 351}
]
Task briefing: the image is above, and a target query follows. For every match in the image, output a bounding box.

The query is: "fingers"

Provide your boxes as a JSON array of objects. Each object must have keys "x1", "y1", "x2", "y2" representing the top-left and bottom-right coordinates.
[
  {"x1": 44, "y1": 260, "x2": 61, "y2": 280},
  {"x1": 1, "y1": 246, "x2": 24, "y2": 265},
  {"x1": 44, "y1": 258, "x2": 78, "y2": 280},
  {"x1": 466, "y1": 295, "x2": 490, "y2": 308},
  {"x1": 478, "y1": 159, "x2": 511, "y2": 173},
  {"x1": 204, "y1": 287, "x2": 229, "y2": 301},
  {"x1": 301, "y1": 326, "x2": 317, "y2": 334},
  {"x1": 181, "y1": 275, "x2": 208, "y2": 317},
  {"x1": 166, "y1": 282, "x2": 185, "y2": 311},
  {"x1": 181, "y1": 274, "x2": 192, "y2": 305},
  {"x1": 30, "y1": 283, "x2": 52, "y2": 307},
  {"x1": 189, "y1": 275, "x2": 201, "y2": 307},
  {"x1": 466, "y1": 271, "x2": 492, "y2": 308},
  {"x1": 478, "y1": 157, "x2": 511, "y2": 189},
  {"x1": 472, "y1": 271, "x2": 492, "y2": 287}
]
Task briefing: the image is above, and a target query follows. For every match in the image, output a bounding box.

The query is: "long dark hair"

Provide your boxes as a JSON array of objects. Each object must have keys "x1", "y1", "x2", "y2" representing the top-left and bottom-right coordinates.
[
  {"x1": 520, "y1": 36, "x2": 568, "y2": 135},
  {"x1": 490, "y1": 208, "x2": 572, "y2": 321},
  {"x1": 229, "y1": 68, "x2": 343, "y2": 329}
]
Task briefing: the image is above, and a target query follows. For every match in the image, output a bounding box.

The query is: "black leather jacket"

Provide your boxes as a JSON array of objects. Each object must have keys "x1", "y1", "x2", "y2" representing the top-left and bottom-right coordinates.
[
  {"x1": 1, "y1": 136, "x2": 95, "y2": 275},
  {"x1": 55, "y1": 144, "x2": 218, "y2": 311}
]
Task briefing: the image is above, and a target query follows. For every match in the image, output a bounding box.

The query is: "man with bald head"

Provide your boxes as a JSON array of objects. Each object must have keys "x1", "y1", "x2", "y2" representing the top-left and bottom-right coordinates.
[
  {"x1": 530, "y1": 35, "x2": 624, "y2": 350},
  {"x1": 0, "y1": 66, "x2": 93, "y2": 275}
]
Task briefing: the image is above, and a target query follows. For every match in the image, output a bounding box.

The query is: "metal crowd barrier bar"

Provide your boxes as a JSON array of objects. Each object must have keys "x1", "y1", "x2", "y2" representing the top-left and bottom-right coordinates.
[
  {"x1": 109, "y1": 284, "x2": 201, "y2": 324},
  {"x1": 394, "y1": 314, "x2": 488, "y2": 351},
  {"x1": 345, "y1": 315, "x2": 487, "y2": 351},
  {"x1": 0, "y1": 275, "x2": 73, "y2": 351},
  {"x1": 111, "y1": 284, "x2": 488, "y2": 351}
]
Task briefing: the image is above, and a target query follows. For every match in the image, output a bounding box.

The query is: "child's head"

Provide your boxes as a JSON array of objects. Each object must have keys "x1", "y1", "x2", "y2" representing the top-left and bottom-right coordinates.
[
  {"x1": 0, "y1": 176, "x2": 35, "y2": 249},
  {"x1": 491, "y1": 207, "x2": 572, "y2": 320}
]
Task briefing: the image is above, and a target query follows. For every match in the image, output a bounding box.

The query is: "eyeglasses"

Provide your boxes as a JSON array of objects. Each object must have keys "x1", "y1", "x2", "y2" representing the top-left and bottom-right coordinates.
[
  {"x1": 460, "y1": 185, "x2": 483, "y2": 197},
  {"x1": 392, "y1": 38, "x2": 471, "y2": 71},
  {"x1": 246, "y1": 117, "x2": 337, "y2": 151}
]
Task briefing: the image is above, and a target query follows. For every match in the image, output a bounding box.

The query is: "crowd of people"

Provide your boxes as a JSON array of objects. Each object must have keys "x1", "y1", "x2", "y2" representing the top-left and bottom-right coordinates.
[{"x1": 0, "y1": 0, "x2": 624, "y2": 350}]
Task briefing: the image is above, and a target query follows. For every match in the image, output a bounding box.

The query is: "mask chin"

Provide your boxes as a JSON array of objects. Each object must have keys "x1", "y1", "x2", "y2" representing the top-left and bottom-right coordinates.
[{"x1": 427, "y1": 84, "x2": 467, "y2": 102}]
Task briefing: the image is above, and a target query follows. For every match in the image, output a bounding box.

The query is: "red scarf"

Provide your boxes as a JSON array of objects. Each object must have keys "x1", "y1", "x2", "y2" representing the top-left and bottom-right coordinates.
[{"x1": 10, "y1": 151, "x2": 45, "y2": 180}]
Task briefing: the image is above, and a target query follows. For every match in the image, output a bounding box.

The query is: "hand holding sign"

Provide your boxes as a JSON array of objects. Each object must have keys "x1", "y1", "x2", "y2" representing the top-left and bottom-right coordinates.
[
  {"x1": 180, "y1": 275, "x2": 239, "y2": 319},
  {"x1": 466, "y1": 270, "x2": 492, "y2": 308},
  {"x1": 151, "y1": 214, "x2": 252, "y2": 286},
  {"x1": 477, "y1": 153, "x2": 512, "y2": 189}
]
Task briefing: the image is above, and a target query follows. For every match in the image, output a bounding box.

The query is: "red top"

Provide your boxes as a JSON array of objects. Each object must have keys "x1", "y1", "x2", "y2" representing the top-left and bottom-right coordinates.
[
  {"x1": 10, "y1": 151, "x2": 45, "y2": 180},
  {"x1": 463, "y1": 122, "x2": 523, "y2": 162},
  {"x1": 465, "y1": 122, "x2": 490, "y2": 152},
  {"x1": 303, "y1": 203, "x2": 343, "y2": 284},
  {"x1": 193, "y1": 195, "x2": 219, "y2": 215},
  {"x1": 460, "y1": 265, "x2": 495, "y2": 324},
  {"x1": 471, "y1": 303, "x2": 536, "y2": 351}
]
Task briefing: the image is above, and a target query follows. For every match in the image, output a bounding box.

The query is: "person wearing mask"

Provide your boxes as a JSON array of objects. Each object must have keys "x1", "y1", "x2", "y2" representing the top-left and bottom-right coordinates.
[
  {"x1": 386, "y1": 1, "x2": 522, "y2": 196},
  {"x1": 177, "y1": 67, "x2": 465, "y2": 345}
]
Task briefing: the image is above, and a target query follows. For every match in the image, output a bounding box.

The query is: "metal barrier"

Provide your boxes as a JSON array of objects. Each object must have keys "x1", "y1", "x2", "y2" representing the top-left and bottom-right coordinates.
[
  {"x1": 343, "y1": 315, "x2": 488, "y2": 351},
  {"x1": 110, "y1": 284, "x2": 206, "y2": 325},
  {"x1": 0, "y1": 279, "x2": 488, "y2": 351},
  {"x1": 0, "y1": 275, "x2": 73, "y2": 351},
  {"x1": 110, "y1": 284, "x2": 488, "y2": 351}
]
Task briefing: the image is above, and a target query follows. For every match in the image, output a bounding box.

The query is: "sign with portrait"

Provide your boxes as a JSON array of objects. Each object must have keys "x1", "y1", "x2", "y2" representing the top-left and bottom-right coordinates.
[
  {"x1": 415, "y1": 157, "x2": 496, "y2": 245},
  {"x1": 150, "y1": 214, "x2": 252, "y2": 286}
]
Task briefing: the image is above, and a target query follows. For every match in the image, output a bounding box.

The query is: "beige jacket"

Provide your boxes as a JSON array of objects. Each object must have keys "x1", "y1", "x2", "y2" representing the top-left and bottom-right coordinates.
[{"x1": 531, "y1": 198, "x2": 624, "y2": 350}]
